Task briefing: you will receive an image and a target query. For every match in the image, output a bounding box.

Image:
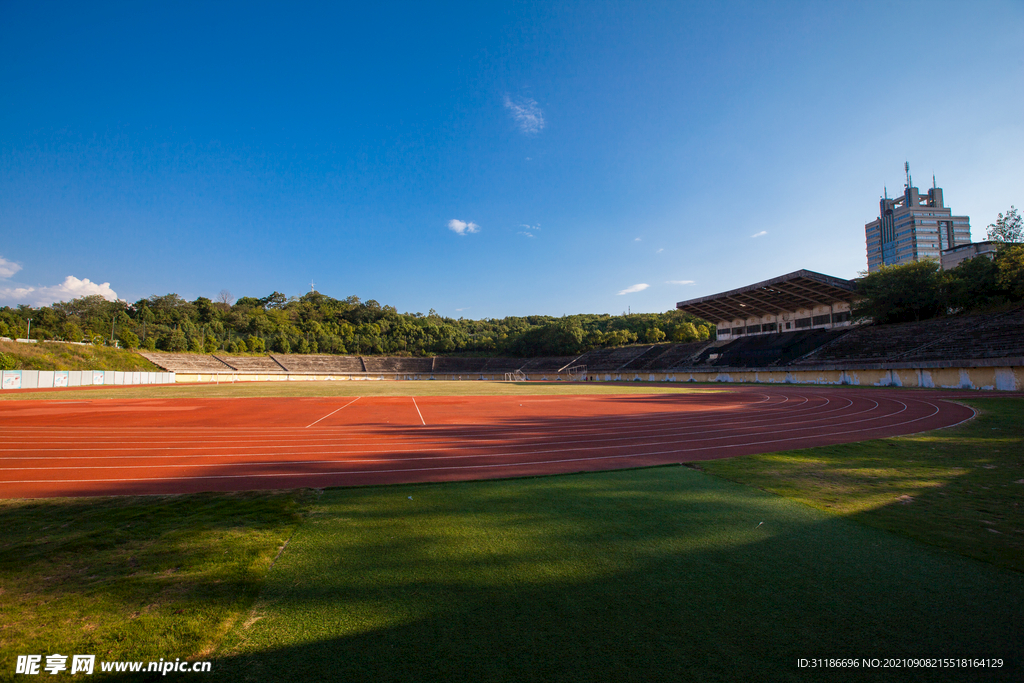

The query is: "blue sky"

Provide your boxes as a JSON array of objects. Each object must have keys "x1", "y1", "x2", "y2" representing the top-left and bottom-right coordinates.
[{"x1": 1, "y1": 1, "x2": 1022, "y2": 317}]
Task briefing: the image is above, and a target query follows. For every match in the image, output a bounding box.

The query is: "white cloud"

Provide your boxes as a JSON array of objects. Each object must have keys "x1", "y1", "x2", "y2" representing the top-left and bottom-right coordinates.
[
  {"x1": 0, "y1": 276, "x2": 118, "y2": 307},
  {"x1": 656, "y1": 248, "x2": 664, "y2": 253},
  {"x1": 667, "y1": 280, "x2": 695, "y2": 285},
  {"x1": 617, "y1": 283, "x2": 649, "y2": 295},
  {"x1": 751, "y1": 230, "x2": 768, "y2": 238},
  {"x1": 448, "y1": 219, "x2": 480, "y2": 236},
  {"x1": 519, "y1": 223, "x2": 541, "y2": 238},
  {"x1": 634, "y1": 237, "x2": 642, "y2": 242},
  {"x1": 0, "y1": 256, "x2": 22, "y2": 279},
  {"x1": 503, "y1": 95, "x2": 545, "y2": 134},
  {"x1": 518, "y1": 231, "x2": 535, "y2": 238}
]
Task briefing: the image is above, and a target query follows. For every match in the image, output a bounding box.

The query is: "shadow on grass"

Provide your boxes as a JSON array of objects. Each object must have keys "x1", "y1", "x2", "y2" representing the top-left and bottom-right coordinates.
[
  {"x1": 698, "y1": 398, "x2": 1024, "y2": 572},
  {"x1": 0, "y1": 490, "x2": 312, "y2": 675},
  {"x1": 191, "y1": 467, "x2": 1023, "y2": 683}
]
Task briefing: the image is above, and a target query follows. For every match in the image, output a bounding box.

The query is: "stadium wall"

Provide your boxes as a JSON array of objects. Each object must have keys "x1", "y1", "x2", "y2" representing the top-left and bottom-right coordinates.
[{"x1": 1, "y1": 370, "x2": 175, "y2": 390}]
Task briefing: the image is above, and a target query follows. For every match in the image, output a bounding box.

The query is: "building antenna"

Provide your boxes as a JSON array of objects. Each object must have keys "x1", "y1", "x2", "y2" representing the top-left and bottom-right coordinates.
[
  {"x1": 884, "y1": 186, "x2": 888, "y2": 199},
  {"x1": 310, "y1": 280, "x2": 316, "y2": 294},
  {"x1": 904, "y1": 161, "x2": 911, "y2": 189},
  {"x1": 932, "y1": 174, "x2": 936, "y2": 189}
]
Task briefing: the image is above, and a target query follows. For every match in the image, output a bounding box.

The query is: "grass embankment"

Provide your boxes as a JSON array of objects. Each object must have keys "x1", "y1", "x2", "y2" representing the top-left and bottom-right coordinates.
[
  {"x1": 0, "y1": 491, "x2": 312, "y2": 683},
  {"x1": 699, "y1": 398, "x2": 1024, "y2": 573},
  {"x1": 0, "y1": 340, "x2": 160, "y2": 372}
]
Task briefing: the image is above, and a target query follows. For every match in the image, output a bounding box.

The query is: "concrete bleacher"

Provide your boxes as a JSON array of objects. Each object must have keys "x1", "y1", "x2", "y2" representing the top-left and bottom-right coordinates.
[
  {"x1": 362, "y1": 357, "x2": 434, "y2": 373},
  {"x1": 616, "y1": 345, "x2": 674, "y2": 371},
  {"x1": 272, "y1": 355, "x2": 366, "y2": 373},
  {"x1": 573, "y1": 345, "x2": 656, "y2": 372},
  {"x1": 625, "y1": 341, "x2": 713, "y2": 371},
  {"x1": 797, "y1": 307, "x2": 1024, "y2": 365},
  {"x1": 137, "y1": 352, "x2": 234, "y2": 373},
  {"x1": 696, "y1": 329, "x2": 849, "y2": 368},
  {"x1": 216, "y1": 356, "x2": 287, "y2": 373},
  {"x1": 518, "y1": 356, "x2": 577, "y2": 372},
  {"x1": 481, "y1": 357, "x2": 523, "y2": 372},
  {"x1": 433, "y1": 357, "x2": 489, "y2": 373}
]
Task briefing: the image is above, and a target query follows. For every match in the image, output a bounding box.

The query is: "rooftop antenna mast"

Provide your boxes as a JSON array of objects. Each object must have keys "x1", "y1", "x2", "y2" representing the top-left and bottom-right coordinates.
[
  {"x1": 310, "y1": 280, "x2": 316, "y2": 294},
  {"x1": 904, "y1": 161, "x2": 912, "y2": 189},
  {"x1": 932, "y1": 174, "x2": 936, "y2": 189}
]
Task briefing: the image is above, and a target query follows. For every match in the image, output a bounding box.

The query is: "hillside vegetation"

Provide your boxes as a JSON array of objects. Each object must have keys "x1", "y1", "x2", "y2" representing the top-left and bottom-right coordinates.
[
  {"x1": 1, "y1": 293, "x2": 713, "y2": 359},
  {"x1": 0, "y1": 340, "x2": 161, "y2": 372}
]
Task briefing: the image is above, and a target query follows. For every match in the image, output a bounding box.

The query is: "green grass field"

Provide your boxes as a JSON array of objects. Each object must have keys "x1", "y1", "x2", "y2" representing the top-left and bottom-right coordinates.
[{"x1": 1, "y1": 387, "x2": 1021, "y2": 682}]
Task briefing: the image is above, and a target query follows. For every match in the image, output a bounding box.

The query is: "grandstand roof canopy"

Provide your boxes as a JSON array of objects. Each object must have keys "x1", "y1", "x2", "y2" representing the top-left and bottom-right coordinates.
[{"x1": 676, "y1": 269, "x2": 858, "y2": 322}]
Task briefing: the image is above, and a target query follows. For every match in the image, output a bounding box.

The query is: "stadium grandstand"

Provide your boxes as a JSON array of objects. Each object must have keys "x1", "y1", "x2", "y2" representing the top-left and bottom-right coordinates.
[{"x1": 675, "y1": 269, "x2": 858, "y2": 341}]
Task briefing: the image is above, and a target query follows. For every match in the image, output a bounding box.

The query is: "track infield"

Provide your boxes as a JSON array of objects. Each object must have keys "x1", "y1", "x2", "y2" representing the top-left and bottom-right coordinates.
[{"x1": 0, "y1": 385, "x2": 976, "y2": 499}]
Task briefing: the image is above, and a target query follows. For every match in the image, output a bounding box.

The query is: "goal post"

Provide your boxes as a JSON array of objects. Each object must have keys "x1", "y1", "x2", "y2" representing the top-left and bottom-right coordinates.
[{"x1": 565, "y1": 365, "x2": 587, "y2": 381}]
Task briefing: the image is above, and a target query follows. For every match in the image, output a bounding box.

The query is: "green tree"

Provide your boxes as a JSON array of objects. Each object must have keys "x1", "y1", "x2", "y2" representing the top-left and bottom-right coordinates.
[
  {"x1": 61, "y1": 321, "x2": 84, "y2": 342},
  {"x1": 246, "y1": 335, "x2": 265, "y2": 353},
  {"x1": 118, "y1": 328, "x2": 140, "y2": 350},
  {"x1": 852, "y1": 261, "x2": 946, "y2": 324},
  {"x1": 164, "y1": 330, "x2": 188, "y2": 352},
  {"x1": 986, "y1": 206, "x2": 1022, "y2": 243},
  {"x1": 995, "y1": 244, "x2": 1024, "y2": 300}
]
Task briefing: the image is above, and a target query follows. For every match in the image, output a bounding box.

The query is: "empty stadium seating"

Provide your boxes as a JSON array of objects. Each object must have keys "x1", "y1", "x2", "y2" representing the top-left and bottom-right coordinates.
[
  {"x1": 572, "y1": 345, "x2": 656, "y2": 372},
  {"x1": 272, "y1": 355, "x2": 366, "y2": 373},
  {"x1": 517, "y1": 356, "x2": 577, "y2": 372},
  {"x1": 217, "y1": 356, "x2": 287, "y2": 373},
  {"x1": 362, "y1": 357, "x2": 434, "y2": 373},
  {"x1": 433, "y1": 357, "x2": 489, "y2": 373},
  {"x1": 694, "y1": 329, "x2": 848, "y2": 368},
  {"x1": 624, "y1": 341, "x2": 714, "y2": 371},
  {"x1": 796, "y1": 307, "x2": 1024, "y2": 365},
  {"x1": 137, "y1": 352, "x2": 234, "y2": 373}
]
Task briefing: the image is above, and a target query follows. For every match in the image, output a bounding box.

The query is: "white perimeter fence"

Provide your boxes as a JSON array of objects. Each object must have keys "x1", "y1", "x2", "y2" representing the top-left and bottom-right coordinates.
[{"x1": 1, "y1": 370, "x2": 175, "y2": 391}]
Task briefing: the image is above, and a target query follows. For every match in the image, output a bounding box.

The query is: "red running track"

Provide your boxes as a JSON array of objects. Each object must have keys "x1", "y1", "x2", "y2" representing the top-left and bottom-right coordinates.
[{"x1": 0, "y1": 386, "x2": 975, "y2": 498}]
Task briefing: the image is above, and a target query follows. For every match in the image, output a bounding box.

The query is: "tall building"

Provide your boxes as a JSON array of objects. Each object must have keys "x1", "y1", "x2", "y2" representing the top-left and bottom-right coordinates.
[{"x1": 865, "y1": 164, "x2": 971, "y2": 272}]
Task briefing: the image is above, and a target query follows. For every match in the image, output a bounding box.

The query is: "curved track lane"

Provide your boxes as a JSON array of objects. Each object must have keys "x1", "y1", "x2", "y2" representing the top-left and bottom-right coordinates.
[{"x1": 0, "y1": 386, "x2": 975, "y2": 498}]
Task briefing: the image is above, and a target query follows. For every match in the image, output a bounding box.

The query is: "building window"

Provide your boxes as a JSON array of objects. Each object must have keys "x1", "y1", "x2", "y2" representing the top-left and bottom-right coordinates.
[
  {"x1": 812, "y1": 314, "x2": 831, "y2": 326},
  {"x1": 794, "y1": 318, "x2": 812, "y2": 329}
]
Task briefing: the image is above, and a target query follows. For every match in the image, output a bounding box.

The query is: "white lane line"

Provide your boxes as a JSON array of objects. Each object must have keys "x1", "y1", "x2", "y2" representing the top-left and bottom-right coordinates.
[
  {"x1": 305, "y1": 396, "x2": 361, "y2": 429},
  {"x1": 411, "y1": 397, "x2": 426, "y2": 426}
]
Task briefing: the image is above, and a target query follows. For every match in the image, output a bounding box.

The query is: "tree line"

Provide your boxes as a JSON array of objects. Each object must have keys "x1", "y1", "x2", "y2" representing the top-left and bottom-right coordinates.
[
  {"x1": 0, "y1": 292, "x2": 714, "y2": 358},
  {"x1": 853, "y1": 243, "x2": 1024, "y2": 324}
]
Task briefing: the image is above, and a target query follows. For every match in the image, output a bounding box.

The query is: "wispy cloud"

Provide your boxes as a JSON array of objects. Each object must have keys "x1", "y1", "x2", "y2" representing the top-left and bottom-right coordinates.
[
  {"x1": 751, "y1": 230, "x2": 767, "y2": 238},
  {"x1": 656, "y1": 248, "x2": 664, "y2": 253},
  {"x1": 617, "y1": 283, "x2": 649, "y2": 295},
  {"x1": 0, "y1": 275, "x2": 118, "y2": 307},
  {"x1": 504, "y1": 95, "x2": 545, "y2": 134},
  {"x1": 634, "y1": 237, "x2": 642, "y2": 242},
  {"x1": 518, "y1": 231, "x2": 535, "y2": 238},
  {"x1": 0, "y1": 256, "x2": 22, "y2": 280},
  {"x1": 667, "y1": 280, "x2": 695, "y2": 285},
  {"x1": 448, "y1": 219, "x2": 480, "y2": 236},
  {"x1": 519, "y1": 223, "x2": 541, "y2": 238}
]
